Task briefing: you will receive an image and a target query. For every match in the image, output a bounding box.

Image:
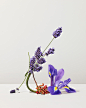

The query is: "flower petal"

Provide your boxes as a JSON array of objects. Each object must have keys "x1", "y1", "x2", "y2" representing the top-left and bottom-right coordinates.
[
  {"x1": 48, "y1": 86, "x2": 61, "y2": 95},
  {"x1": 48, "y1": 65, "x2": 57, "y2": 77},
  {"x1": 55, "y1": 69, "x2": 64, "y2": 82},
  {"x1": 58, "y1": 78, "x2": 71, "y2": 89},
  {"x1": 54, "y1": 80, "x2": 61, "y2": 87},
  {"x1": 64, "y1": 86, "x2": 76, "y2": 93}
]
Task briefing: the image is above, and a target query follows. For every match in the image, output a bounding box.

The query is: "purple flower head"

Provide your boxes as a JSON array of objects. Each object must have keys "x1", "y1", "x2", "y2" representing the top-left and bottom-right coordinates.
[
  {"x1": 35, "y1": 64, "x2": 39, "y2": 67},
  {"x1": 36, "y1": 66, "x2": 42, "y2": 72},
  {"x1": 48, "y1": 66, "x2": 76, "y2": 95},
  {"x1": 29, "y1": 64, "x2": 43, "y2": 73},
  {"x1": 29, "y1": 70, "x2": 33, "y2": 73},
  {"x1": 53, "y1": 27, "x2": 62, "y2": 38},
  {"x1": 30, "y1": 56, "x2": 36, "y2": 70},
  {"x1": 16, "y1": 88, "x2": 19, "y2": 90},
  {"x1": 10, "y1": 89, "x2": 15, "y2": 93},
  {"x1": 37, "y1": 58, "x2": 46, "y2": 64},
  {"x1": 35, "y1": 47, "x2": 43, "y2": 60},
  {"x1": 45, "y1": 48, "x2": 55, "y2": 56}
]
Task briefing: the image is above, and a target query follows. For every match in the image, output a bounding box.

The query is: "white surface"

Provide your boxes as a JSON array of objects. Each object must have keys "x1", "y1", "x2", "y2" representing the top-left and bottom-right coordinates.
[
  {"x1": 0, "y1": 84, "x2": 86, "y2": 108},
  {"x1": 0, "y1": 0, "x2": 86, "y2": 84}
]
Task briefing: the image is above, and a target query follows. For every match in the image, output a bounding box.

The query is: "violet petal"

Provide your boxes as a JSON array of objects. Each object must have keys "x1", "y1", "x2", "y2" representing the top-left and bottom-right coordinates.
[
  {"x1": 55, "y1": 69, "x2": 64, "y2": 82},
  {"x1": 48, "y1": 86, "x2": 61, "y2": 95},
  {"x1": 64, "y1": 86, "x2": 76, "y2": 93}
]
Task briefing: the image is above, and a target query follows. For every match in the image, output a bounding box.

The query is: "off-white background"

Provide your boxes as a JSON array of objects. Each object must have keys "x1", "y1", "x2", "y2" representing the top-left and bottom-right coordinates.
[{"x1": 0, "y1": 0, "x2": 86, "y2": 84}]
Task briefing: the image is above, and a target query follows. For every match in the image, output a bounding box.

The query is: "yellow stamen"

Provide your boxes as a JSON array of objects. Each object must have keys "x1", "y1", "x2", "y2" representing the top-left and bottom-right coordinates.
[
  {"x1": 63, "y1": 86, "x2": 69, "y2": 89},
  {"x1": 54, "y1": 87, "x2": 58, "y2": 92},
  {"x1": 49, "y1": 72, "x2": 51, "y2": 76}
]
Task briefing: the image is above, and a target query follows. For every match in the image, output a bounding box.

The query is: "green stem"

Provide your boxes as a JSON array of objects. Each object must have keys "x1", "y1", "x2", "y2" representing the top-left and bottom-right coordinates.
[
  {"x1": 17, "y1": 52, "x2": 30, "y2": 89},
  {"x1": 26, "y1": 73, "x2": 37, "y2": 93},
  {"x1": 18, "y1": 74, "x2": 27, "y2": 89},
  {"x1": 42, "y1": 37, "x2": 54, "y2": 54},
  {"x1": 25, "y1": 37, "x2": 55, "y2": 93}
]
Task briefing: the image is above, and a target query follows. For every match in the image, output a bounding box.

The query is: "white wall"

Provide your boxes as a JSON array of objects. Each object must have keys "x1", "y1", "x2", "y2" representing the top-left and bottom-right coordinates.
[{"x1": 0, "y1": 0, "x2": 86, "y2": 84}]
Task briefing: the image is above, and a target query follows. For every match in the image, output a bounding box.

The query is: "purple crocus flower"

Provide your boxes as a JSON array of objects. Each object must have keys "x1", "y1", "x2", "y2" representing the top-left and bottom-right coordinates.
[
  {"x1": 48, "y1": 66, "x2": 76, "y2": 95},
  {"x1": 53, "y1": 27, "x2": 62, "y2": 38},
  {"x1": 48, "y1": 65, "x2": 57, "y2": 86}
]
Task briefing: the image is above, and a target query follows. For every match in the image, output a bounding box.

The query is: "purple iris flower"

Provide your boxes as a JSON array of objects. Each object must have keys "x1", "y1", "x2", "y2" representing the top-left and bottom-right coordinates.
[
  {"x1": 48, "y1": 65, "x2": 76, "y2": 95},
  {"x1": 53, "y1": 27, "x2": 62, "y2": 38},
  {"x1": 48, "y1": 65, "x2": 57, "y2": 86}
]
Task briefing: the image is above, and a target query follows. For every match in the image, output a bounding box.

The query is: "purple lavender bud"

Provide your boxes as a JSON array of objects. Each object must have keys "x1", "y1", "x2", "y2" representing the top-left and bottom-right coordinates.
[
  {"x1": 45, "y1": 52, "x2": 48, "y2": 56},
  {"x1": 16, "y1": 88, "x2": 19, "y2": 90},
  {"x1": 30, "y1": 56, "x2": 36, "y2": 64},
  {"x1": 37, "y1": 66, "x2": 42, "y2": 72},
  {"x1": 30, "y1": 56, "x2": 36, "y2": 70},
  {"x1": 10, "y1": 89, "x2": 15, "y2": 93},
  {"x1": 35, "y1": 64, "x2": 39, "y2": 67},
  {"x1": 45, "y1": 48, "x2": 55, "y2": 56},
  {"x1": 29, "y1": 70, "x2": 33, "y2": 73},
  {"x1": 37, "y1": 58, "x2": 46, "y2": 64},
  {"x1": 52, "y1": 48, "x2": 55, "y2": 52},
  {"x1": 48, "y1": 48, "x2": 51, "y2": 54},
  {"x1": 35, "y1": 47, "x2": 43, "y2": 60},
  {"x1": 53, "y1": 27, "x2": 62, "y2": 38}
]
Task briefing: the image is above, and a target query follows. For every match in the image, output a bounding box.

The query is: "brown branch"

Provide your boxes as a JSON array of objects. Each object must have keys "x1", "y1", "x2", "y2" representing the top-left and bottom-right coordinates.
[{"x1": 32, "y1": 72, "x2": 38, "y2": 87}]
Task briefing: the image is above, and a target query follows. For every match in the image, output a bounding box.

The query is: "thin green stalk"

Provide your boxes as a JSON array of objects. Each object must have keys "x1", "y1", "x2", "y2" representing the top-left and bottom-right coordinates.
[
  {"x1": 26, "y1": 37, "x2": 55, "y2": 93},
  {"x1": 18, "y1": 75, "x2": 28, "y2": 89},
  {"x1": 17, "y1": 52, "x2": 30, "y2": 89},
  {"x1": 42, "y1": 37, "x2": 54, "y2": 54}
]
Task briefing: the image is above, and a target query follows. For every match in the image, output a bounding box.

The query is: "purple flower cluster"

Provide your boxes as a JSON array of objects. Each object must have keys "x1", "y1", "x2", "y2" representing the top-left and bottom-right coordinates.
[
  {"x1": 48, "y1": 65, "x2": 76, "y2": 95},
  {"x1": 37, "y1": 58, "x2": 46, "y2": 64},
  {"x1": 53, "y1": 27, "x2": 62, "y2": 38},
  {"x1": 29, "y1": 47, "x2": 46, "y2": 73},
  {"x1": 45, "y1": 48, "x2": 55, "y2": 56},
  {"x1": 29, "y1": 56, "x2": 36, "y2": 70},
  {"x1": 35, "y1": 47, "x2": 43, "y2": 60}
]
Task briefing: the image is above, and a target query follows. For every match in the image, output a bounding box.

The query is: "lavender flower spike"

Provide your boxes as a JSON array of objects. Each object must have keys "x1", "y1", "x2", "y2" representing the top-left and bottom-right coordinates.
[
  {"x1": 35, "y1": 47, "x2": 43, "y2": 60},
  {"x1": 53, "y1": 27, "x2": 62, "y2": 38}
]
